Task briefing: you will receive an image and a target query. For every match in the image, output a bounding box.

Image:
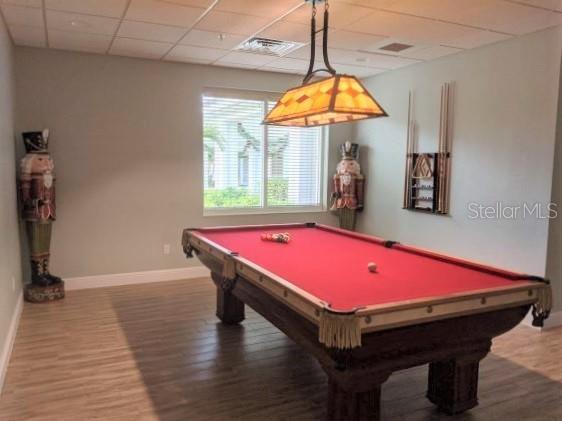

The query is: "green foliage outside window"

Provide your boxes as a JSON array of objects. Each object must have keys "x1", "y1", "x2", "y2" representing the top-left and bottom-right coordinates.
[
  {"x1": 204, "y1": 179, "x2": 290, "y2": 208},
  {"x1": 204, "y1": 187, "x2": 261, "y2": 208},
  {"x1": 267, "y1": 178, "x2": 289, "y2": 206}
]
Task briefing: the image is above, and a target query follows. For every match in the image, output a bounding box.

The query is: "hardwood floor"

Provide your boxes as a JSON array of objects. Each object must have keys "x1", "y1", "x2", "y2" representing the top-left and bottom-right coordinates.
[{"x1": 0, "y1": 278, "x2": 560, "y2": 421}]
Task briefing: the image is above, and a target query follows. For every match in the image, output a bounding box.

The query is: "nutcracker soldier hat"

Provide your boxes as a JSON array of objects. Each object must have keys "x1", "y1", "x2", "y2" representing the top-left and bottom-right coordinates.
[
  {"x1": 339, "y1": 141, "x2": 359, "y2": 160},
  {"x1": 22, "y1": 129, "x2": 49, "y2": 153}
]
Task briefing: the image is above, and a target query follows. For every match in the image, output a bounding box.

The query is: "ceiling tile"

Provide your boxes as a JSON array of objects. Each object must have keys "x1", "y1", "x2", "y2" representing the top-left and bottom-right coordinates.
[
  {"x1": 214, "y1": 0, "x2": 302, "y2": 18},
  {"x1": 366, "y1": 0, "x2": 562, "y2": 35},
  {"x1": 48, "y1": 29, "x2": 112, "y2": 53},
  {"x1": 262, "y1": 61, "x2": 383, "y2": 78},
  {"x1": 285, "y1": 44, "x2": 321, "y2": 60},
  {"x1": 151, "y1": 0, "x2": 214, "y2": 7},
  {"x1": 510, "y1": 0, "x2": 562, "y2": 12},
  {"x1": 356, "y1": 0, "x2": 491, "y2": 22},
  {"x1": 118, "y1": 21, "x2": 186, "y2": 43},
  {"x1": 265, "y1": 57, "x2": 308, "y2": 71},
  {"x1": 165, "y1": 44, "x2": 226, "y2": 63},
  {"x1": 8, "y1": 24, "x2": 45, "y2": 46},
  {"x1": 290, "y1": 30, "x2": 385, "y2": 53},
  {"x1": 46, "y1": 10, "x2": 119, "y2": 35},
  {"x1": 444, "y1": 30, "x2": 511, "y2": 49},
  {"x1": 0, "y1": 0, "x2": 41, "y2": 7},
  {"x1": 358, "y1": 40, "x2": 414, "y2": 55},
  {"x1": 216, "y1": 51, "x2": 277, "y2": 66},
  {"x1": 126, "y1": 0, "x2": 205, "y2": 27},
  {"x1": 260, "y1": 66, "x2": 301, "y2": 74},
  {"x1": 328, "y1": 48, "x2": 420, "y2": 69},
  {"x1": 459, "y1": 1, "x2": 562, "y2": 34},
  {"x1": 402, "y1": 45, "x2": 463, "y2": 60},
  {"x1": 179, "y1": 29, "x2": 246, "y2": 50},
  {"x1": 285, "y1": 2, "x2": 374, "y2": 29},
  {"x1": 328, "y1": 30, "x2": 388, "y2": 50},
  {"x1": 332, "y1": 63, "x2": 385, "y2": 78},
  {"x1": 195, "y1": 10, "x2": 270, "y2": 36},
  {"x1": 1, "y1": 4, "x2": 43, "y2": 27},
  {"x1": 215, "y1": 61, "x2": 258, "y2": 70},
  {"x1": 351, "y1": 9, "x2": 478, "y2": 45},
  {"x1": 356, "y1": 53, "x2": 420, "y2": 70},
  {"x1": 259, "y1": 20, "x2": 310, "y2": 43},
  {"x1": 45, "y1": 0, "x2": 129, "y2": 18},
  {"x1": 110, "y1": 37, "x2": 172, "y2": 59}
]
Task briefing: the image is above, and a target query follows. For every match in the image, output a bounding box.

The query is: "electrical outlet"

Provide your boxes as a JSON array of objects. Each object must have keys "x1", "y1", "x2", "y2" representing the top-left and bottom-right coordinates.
[
  {"x1": 11, "y1": 276, "x2": 16, "y2": 292},
  {"x1": 163, "y1": 244, "x2": 171, "y2": 255}
]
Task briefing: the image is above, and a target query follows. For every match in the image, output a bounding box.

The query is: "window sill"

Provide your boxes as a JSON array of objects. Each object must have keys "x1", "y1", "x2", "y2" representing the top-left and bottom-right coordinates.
[{"x1": 203, "y1": 206, "x2": 328, "y2": 217}]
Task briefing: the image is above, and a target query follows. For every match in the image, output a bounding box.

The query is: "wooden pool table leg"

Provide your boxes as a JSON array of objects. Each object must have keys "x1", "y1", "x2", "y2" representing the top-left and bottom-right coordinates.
[
  {"x1": 426, "y1": 345, "x2": 490, "y2": 415},
  {"x1": 326, "y1": 372, "x2": 389, "y2": 421},
  {"x1": 211, "y1": 272, "x2": 245, "y2": 324},
  {"x1": 328, "y1": 381, "x2": 382, "y2": 421}
]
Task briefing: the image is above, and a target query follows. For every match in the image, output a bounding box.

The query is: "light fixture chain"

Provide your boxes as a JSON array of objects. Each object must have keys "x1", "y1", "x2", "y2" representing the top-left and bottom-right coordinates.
[
  {"x1": 321, "y1": 0, "x2": 336, "y2": 76},
  {"x1": 305, "y1": 0, "x2": 317, "y2": 82}
]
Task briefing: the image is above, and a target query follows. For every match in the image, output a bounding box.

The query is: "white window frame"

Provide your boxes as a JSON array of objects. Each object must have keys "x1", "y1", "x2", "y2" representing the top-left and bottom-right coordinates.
[{"x1": 202, "y1": 87, "x2": 329, "y2": 217}]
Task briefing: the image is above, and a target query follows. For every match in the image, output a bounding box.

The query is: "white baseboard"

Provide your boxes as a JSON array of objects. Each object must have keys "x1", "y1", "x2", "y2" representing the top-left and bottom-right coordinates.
[
  {"x1": 65, "y1": 266, "x2": 211, "y2": 291},
  {"x1": 522, "y1": 309, "x2": 562, "y2": 330},
  {"x1": 0, "y1": 291, "x2": 23, "y2": 396}
]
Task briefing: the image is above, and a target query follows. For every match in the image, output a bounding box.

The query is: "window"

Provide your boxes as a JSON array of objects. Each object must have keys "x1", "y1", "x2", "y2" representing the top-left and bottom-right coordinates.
[
  {"x1": 203, "y1": 89, "x2": 326, "y2": 214},
  {"x1": 237, "y1": 152, "x2": 249, "y2": 187}
]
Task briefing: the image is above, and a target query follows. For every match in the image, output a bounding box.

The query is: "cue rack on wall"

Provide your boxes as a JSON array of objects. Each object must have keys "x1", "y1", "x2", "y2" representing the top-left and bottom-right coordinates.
[{"x1": 403, "y1": 82, "x2": 453, "y2": 215}]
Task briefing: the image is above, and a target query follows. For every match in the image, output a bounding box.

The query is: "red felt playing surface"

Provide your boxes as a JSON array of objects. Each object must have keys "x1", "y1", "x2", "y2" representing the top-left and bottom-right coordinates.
[{"x1": 197, "y1": 226, "x2": 526, "y2": 311}]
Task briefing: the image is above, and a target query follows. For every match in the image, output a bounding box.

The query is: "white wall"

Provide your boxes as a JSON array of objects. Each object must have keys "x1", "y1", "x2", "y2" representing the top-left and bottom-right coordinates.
[
  {"x1": 0, "y1": 16, "x2": 21, "y2": 385},
  {"x1": 14, "y1": 48, "x2": 348, "y2": 278},
  {"x1": 354, "y1": 27, "x2": 561, "y2": 280}
]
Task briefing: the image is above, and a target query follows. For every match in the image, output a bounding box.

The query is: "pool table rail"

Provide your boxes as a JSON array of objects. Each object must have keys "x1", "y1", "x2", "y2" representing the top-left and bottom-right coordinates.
[{"x1": 356, "y1": 282, "x2": 542, "y2": 333}]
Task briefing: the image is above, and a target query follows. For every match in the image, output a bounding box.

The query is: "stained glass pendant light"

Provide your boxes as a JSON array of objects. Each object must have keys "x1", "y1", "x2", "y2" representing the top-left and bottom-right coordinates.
[{"x1": 264, "y1": 0, "x2": 388, "y2": 127}]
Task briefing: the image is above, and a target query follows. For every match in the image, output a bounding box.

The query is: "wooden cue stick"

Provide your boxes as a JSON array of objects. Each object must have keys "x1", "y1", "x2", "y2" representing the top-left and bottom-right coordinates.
[
  {"x1": 444, "y1": 82, "x2": 451, "y2": 213},
  {"x1": 443, "y1": 83, "x2": 448, "y2": 213},
  {"x1": 440, "y1": 83, "x2": 448, "y2": 213},
  {"x1": 437, "y1": 84, "x2": 444, "y2": 212},
  {"x1": 442, "y1": 83, "x2": 449, "y2": 213},
  {"x1": 410, "y1": 92, "x2": 415, "y2": 155},
  {"x1": 442, "y1": 83, "x2": 448, "y2": 212},
  {"x1": 408, "y1": 92, "x2": 414, "y2": 202},
  {"x1": 408, "y1": 91, "x2": 413, "y2": 205},
  {"x1": 441, "y1": 83, "x2": 449, "y2": 212},
  {"x1": 403, "y1": 91, "x2": 413, "y2": 208}
]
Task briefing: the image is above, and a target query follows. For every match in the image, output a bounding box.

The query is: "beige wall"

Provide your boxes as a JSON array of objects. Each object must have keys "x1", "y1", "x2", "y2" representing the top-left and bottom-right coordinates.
[
  {"x1": 14, "y1": 48, "x2": 348, "y2": 278},
  {"x1": 353, "y1": 27, "x2": 561, "y2": 280},
  {"x1": 0, "y1": 17, "x2": 21, "y2": 372},
  {"x1": 546, "y1": 53, "x2": 562, "y2": 313}
]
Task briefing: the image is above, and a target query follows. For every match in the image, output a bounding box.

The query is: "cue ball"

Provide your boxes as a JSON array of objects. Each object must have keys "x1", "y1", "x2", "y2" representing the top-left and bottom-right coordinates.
[{"x1": 368, "y1": 262, "x2": 377, "y2": 273}]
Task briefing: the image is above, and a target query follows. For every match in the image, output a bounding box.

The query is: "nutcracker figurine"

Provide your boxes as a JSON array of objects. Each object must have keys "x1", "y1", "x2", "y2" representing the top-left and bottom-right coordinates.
[
  {"x1": 330, "y1": 141, "x2": 365, "y2": 231},
  {"x1": 20, "y1": 130, "x2": 64, "y2": 302}
]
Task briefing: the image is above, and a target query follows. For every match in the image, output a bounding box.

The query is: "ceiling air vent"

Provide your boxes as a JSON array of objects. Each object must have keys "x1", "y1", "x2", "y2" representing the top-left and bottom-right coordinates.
[
  {"x1": 379, "y1": 42, "x2": 413, "y2": 53},
  {"x1": 236, "y1": 37, "x2": 305, "y2": 57}
]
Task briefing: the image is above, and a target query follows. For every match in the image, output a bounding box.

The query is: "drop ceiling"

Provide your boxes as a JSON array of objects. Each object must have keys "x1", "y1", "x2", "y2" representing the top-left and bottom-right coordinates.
[{"x1": 1, "y1": 0, "x2": 560, "y2": 77}]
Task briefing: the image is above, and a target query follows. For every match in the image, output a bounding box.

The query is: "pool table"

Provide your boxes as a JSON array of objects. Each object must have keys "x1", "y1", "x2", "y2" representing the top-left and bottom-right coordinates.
[{"x1": 182, "y1": 223, "x2": 551, "y2": 421}]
